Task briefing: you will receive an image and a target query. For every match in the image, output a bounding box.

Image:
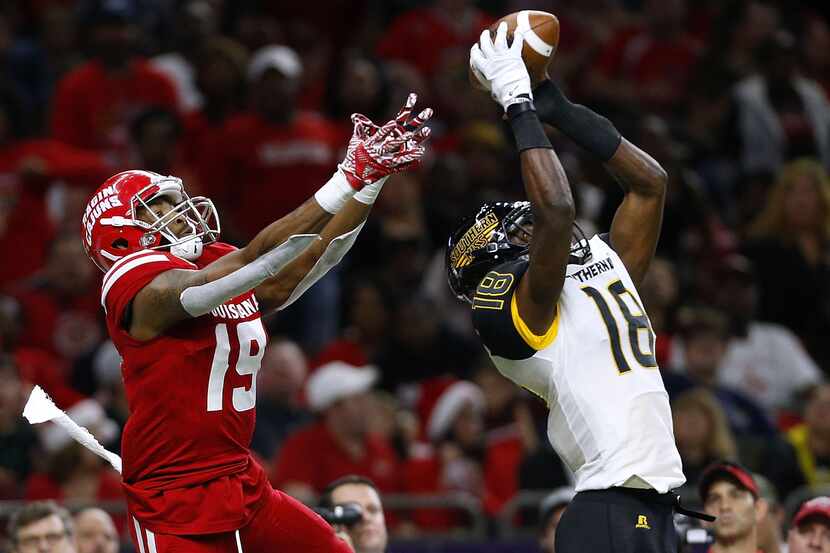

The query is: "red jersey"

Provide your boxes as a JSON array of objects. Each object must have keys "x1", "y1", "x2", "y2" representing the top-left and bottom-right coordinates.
[{"x1": 102, "y1": 242, "x2": 269, "y2": 534}]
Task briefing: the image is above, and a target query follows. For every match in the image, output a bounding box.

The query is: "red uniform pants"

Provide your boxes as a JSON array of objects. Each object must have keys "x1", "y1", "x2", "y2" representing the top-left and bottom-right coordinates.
[{"x1": 129, "y1": 488, "x2": 351, "y2": 553}]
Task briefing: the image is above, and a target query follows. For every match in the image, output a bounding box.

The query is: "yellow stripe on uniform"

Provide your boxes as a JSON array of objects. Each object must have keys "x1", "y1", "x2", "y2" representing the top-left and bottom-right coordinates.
[{"x1": 510, "y1": 292, "x2": 559, "y2": 350}]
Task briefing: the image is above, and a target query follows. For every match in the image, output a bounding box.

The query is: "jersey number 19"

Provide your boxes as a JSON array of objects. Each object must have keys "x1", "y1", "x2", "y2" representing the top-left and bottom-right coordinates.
[{"x1": 207, "y1": 320, "x2": 267, "y2": 412}]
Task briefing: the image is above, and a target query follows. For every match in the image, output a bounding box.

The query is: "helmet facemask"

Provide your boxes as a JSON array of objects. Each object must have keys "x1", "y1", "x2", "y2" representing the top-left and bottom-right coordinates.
[{"x1": 130, "y1": 177, "x2": 220, "y2": 261}]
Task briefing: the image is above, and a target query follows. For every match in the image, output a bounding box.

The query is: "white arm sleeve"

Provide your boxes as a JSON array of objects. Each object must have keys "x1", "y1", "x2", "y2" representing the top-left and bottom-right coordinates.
[
  {"x1": 179, "y1": 234, "x2": 319, "y2": 317},
  {"x1": 276, "y1": 222, "x2": 365, "y2": 310}
]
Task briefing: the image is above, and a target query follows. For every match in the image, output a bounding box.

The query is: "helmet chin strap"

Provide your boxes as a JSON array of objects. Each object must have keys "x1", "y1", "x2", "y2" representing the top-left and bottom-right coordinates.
[{"x1": 170, "y1": 235, "x2": 204, "y2": 261}]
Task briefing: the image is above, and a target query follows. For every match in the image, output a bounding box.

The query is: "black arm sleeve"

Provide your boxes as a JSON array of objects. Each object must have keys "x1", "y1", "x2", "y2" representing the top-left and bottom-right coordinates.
[{"x1": 471, "y1": 259, "x2": 536, "y2": 361}]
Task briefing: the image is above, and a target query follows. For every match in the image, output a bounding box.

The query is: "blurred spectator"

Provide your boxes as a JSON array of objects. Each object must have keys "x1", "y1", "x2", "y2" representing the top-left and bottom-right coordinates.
[
  {"x1": 49, "y1": 0, "x2": 177, "y2": 165},
  {"x1": 473, "y1": 363, "x2": 530, "y2": 517},
  {"x1": 0, "y1": 294, "x2": 83, "y2": 410},
  {"x1": 784, "y1": 384, "x2": 830, "y2": 490},
  {"x1": 697, "y1": 0, "x2": 779, "y2": 86},
  {"x1": 10, "y1": 234, "x2": 102, "y2": 362},
  {"x1": 787, "y1": 496, "x2": 830, "y2": 553},
  {"x1": 403, "y1": 380, "x2": 485, "y2": 530},
  {"x1": 324, "y1": 52, "x2": 390, "y2": 141},
  {"x1": 319, "y1": 475, "x2": 388, "y2": 553},
  {"x1": 250, "y1": 339, "x2": 312, "y2": 461},
  {"x1": 538, "y1": 487, "x2": 575, "y2": 553},
  {"x1": 549, "y1": 1, "x2": 632, "y2": 88},
  {"x1": 0, "y1": 354, "x2": 37, "y2": 498},
  {"x1": 733, "y1": 32, "x2": 830, "y2": 175},
  {"x1": 744, "y1": 159, "x2": 830, "y2": 368},
  {"x1": 699, "y1": 461, "x2": 767, "y2": 553},
  {"x1": 802, "y1": 15, "x2": 830, "y2": 98},
  {"x1": 272, "y1": 362, "x2": 400, "y2": 505},
  {"x1": 671, "y1": 388, "x2": 738, "y2": 490},
  {"x1": 3, "y1": 5, "x2": 83, "y2": 131},
  {"x1": 127, "y1": 107, "x2": 197, "y2": 188},
  {"x1": 210, "y1": 45, "x2": 340, "y2": 241},
  {"x1": 666, "y1": 306, "x2": 775, "y2": 437},
  {"x1": 376, "y1": 295, "x2": 478, "y2": 393},
  {"x1": 0, "y1": 91, "x2": 109, "y2": 287},
  {"x1": 182, "y1": 36, "x2": 248, "y2": 195},
  {"x1": 375, "y1": 0, "x2": 493, "y2": 79},
  {"x1": 26, "y1": 439, "x2": 122, "y2": 508},
  {"x1": 150, "y1": 0, "x2": 217, "y2": 113},
  {"x1": 755, "y1": 473, "x2": 784, "y2": 553},
  {"x1": 6, "y1": 500, "x2": 76, "y2": 553},
  {"x1": 72, "y1": 508, "x2": 117, "y2": 553},
  {"x1": 585, "y1": 0, "x2": 701, "y2": 114},
  {"x1": 313, "y1": 279, "x2": 389, "y2": 368},
  {"x1": 640, "y1": 257, "x2": 679, "y2": 367},
  {"x1": 713, "y1": 254, "x2": 822, "y2": 416}
]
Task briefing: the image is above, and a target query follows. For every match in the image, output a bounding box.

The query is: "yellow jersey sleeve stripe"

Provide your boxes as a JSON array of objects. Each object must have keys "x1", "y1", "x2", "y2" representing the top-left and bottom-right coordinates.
[{"x1": 510, "y1": 292, "x2": 559, "y2": 350}]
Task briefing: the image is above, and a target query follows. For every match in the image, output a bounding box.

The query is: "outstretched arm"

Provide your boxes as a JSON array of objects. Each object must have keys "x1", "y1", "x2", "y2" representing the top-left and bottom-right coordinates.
[
  {"x1": 471, "y1": 24, "x2": 574, "y2": 335},
  {"x1": 534, "y1": 79, "x2": 667, "y2": 286},
  {"x1": 127, "y1": 97, "x2": 431, "y2": 340}
]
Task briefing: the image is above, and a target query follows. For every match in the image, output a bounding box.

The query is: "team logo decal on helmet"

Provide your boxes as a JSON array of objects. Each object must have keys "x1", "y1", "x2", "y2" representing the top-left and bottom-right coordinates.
[
  {"x1": 446, "y1": 201, "x2": 592, "y2": 303},
  {"x1": 448, "y1": 210, "x2": 500, "y2": 271}
]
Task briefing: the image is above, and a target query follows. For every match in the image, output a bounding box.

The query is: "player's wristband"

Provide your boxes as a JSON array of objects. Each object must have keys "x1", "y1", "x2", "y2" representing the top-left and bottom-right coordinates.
[
  {"x1": 533, "y1": 80, "x2": 621, "y2": 161},
  {"x1": 314, "y1": 169, "x2": 355, "y2": 214},
  {"x1": 354, "y1": 175, "x2": 388, "y2": 205},
  {"x1": 507, "y1": 99, "x2": 552, "y2": 153}
]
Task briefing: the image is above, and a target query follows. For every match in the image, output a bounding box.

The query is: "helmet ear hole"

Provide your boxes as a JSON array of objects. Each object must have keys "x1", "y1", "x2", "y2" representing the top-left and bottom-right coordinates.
[{"x1": 112, "y1": 238, "x2": 129, "y2": 249}]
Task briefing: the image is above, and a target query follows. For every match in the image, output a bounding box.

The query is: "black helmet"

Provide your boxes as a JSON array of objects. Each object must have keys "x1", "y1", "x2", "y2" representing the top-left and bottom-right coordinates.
[{"x1": 446, "y1": 201, "x2": 591, "y2": 303}]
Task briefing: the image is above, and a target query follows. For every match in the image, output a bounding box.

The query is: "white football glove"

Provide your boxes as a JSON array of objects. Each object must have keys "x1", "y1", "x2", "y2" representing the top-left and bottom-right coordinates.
[
  {"x1": 339, "y1": 93, "x2": 432, "y2": 189},
  {"x1": 470, "y1": 22, "x2": 533, "y2": 111}
]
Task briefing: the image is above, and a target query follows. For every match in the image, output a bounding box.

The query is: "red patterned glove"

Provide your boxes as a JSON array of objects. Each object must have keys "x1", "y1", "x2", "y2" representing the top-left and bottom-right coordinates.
[{"x1": 339, "y1": 93, "x2": 433, "y2": 190}]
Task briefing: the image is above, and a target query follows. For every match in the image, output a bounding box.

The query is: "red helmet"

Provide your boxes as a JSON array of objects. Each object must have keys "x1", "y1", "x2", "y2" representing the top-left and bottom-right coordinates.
[{"x1": 81, "y1": 170, "x2": 220, "y2": 272}]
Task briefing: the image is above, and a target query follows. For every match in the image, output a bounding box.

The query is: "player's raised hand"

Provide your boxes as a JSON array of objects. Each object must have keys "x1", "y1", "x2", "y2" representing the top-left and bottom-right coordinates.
[
  {"x1": 338, "y1": 93, "x2": 432, "y2": 189},
  {"x1": 470, "y1": 22, "x2": 532, "y2": 111}
]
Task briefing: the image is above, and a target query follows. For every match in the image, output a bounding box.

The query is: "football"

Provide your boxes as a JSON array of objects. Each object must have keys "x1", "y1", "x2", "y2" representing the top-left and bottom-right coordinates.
[{"x1": 469, "y1": 10, "x2": 560, "y2": 91}]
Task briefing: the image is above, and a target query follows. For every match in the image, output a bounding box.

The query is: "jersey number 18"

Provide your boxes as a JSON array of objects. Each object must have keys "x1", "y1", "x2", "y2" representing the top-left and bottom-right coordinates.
[{"x1": 581, "y1": 280, "x2": 657, "y2": 374}]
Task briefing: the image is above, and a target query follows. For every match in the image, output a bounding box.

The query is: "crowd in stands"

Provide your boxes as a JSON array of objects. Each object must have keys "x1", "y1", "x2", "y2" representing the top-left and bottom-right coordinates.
[{"x1": 1, "y1": 0, "x2": 830, "y2": 549}]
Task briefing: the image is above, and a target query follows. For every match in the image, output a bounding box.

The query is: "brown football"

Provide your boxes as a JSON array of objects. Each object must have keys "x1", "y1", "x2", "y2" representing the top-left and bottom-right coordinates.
[{"x1": 469, "y1": 10, "x2": 560, "y2": 91}]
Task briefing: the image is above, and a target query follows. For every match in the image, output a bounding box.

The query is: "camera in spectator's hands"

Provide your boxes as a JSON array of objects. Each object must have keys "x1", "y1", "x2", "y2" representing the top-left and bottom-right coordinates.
[
  {"x1": 313, "y1": 503, "x2": 364, "y2": 527},
  {"x1": 675, "y1": 513, "x2": 714, "y2": 553}
]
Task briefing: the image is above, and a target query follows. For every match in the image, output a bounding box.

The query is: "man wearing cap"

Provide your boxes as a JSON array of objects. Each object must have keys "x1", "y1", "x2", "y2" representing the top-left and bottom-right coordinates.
[
  {"x1": 788, "y1": 497, "x2": 830, "y2": 553},
  {"x1": 700, "y1": 461, "x2": 768, "y2": 553},
  {"x1": 211, "y1": 45, "x2": 343, "y2": 240},
  {"x1": 538, "y1": 487, "x2": 575, "y2": 553},
  {"x1": 50, "y1": 0, "x2": 178, "y2": 166},
  {"x1": 272, "y1": 362, "x2": 400, "y2": 505}
]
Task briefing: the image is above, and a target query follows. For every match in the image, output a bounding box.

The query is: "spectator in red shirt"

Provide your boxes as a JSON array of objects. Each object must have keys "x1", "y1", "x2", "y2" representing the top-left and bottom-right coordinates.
[
  {"x1": 0, "y1": 91, "x2": 109, "y2": 288},
  {"x1": 0, "y1": 294, "x2": 83, "y2": 410},
  {"x1": 50, "y1": 0, "x2": 177, "y2": 166},
  {"x1": 403, "y1": 380, "x2": 486, "y2": 530},
  {"x1": 208, "y1": 45, "x2": 340, "y2": 242},
  {"x1": 182, "y1": 37, "x2": 248, "y2": 196},
  {"x1": 376, "y1": 0, "x2": 493, "y2": 78},
  {"x1": 11, "y1": 234, "x2": 102, "y2": 362},
  {"x1": 585, "y1": 0, "x2": 701, "y2": 114},
  {"x1": 272, "y1": 361, "x2": 400, "y2": 505}
]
